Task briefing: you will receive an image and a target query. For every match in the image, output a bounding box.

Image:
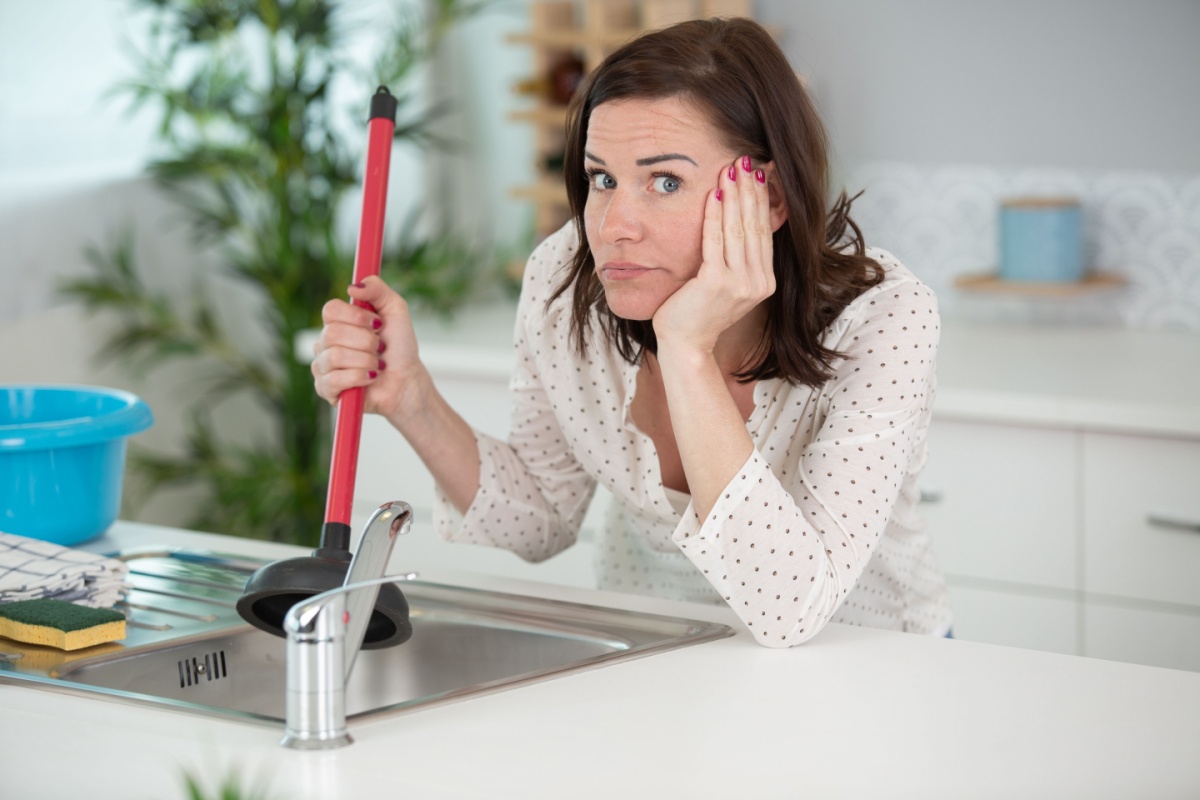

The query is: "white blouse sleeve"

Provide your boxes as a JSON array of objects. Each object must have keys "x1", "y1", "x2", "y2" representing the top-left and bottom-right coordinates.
[
  {"x1": 670, "y1": 277, "x2": 940, "y2": 647},
  {"x1": 434, "y1": 227, "x2": 597, "y2": 562}
]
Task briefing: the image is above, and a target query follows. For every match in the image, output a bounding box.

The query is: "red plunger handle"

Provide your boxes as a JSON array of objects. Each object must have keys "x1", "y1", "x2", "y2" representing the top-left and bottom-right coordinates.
[{"x1": 325, "y1": 87, "x2": 398, "y2": 532}]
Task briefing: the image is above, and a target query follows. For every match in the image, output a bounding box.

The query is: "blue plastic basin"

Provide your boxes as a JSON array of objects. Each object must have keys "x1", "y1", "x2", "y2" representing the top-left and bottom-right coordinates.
[{"x1": 1, "y1": 385, "x2": 154, "y2": 545}]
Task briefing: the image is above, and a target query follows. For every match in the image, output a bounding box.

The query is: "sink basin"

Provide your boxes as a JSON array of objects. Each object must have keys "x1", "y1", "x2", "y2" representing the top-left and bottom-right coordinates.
[{"x1": 0, "y1": 549, "x2": 733, "y2": 726}]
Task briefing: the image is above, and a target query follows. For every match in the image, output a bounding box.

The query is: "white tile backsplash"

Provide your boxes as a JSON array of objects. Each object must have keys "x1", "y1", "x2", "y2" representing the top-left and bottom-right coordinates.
[{"x1": 843, "y1": 162, "x2": 1200, "y2": 332}]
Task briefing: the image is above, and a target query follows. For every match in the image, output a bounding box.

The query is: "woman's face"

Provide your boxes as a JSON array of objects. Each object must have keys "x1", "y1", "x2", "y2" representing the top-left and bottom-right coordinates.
[{"x1": 583, "y1": 96, "x2": 739, "y2": 321}]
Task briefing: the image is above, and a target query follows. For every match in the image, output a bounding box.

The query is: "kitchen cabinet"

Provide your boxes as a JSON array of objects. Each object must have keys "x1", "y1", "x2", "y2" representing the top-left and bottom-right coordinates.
[
  {"x1": 1080, "y1": 432, "x2": 1200, "y2": 671},
  {"x1": 921, "y1": 420, "x2": 1200, "y2": 670},
  {"x1": 920, "y1": 321, "x2": 1200, "y2": 670},
  {"x1": 1085, "y1": 602, "x2": 1200, "y2": 674},
  {"x1": 1082, "y1": 432, "x2": 1200, "y2": 607},
  {"x1": 945, "y1": 583, "x2": 1078, "y2": 655},
  {"x1": 920, "y1": 418, "x2": 1082, "y2": 657},
  {"x1": 920, "y1": 420, "x2": 1078, "y2": 591}
]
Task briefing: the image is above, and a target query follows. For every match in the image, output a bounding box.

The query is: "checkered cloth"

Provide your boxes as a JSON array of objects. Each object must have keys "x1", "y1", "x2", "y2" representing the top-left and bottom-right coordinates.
[{"x1": 0, "y1": 531, "x2": 129, "y2": 609}]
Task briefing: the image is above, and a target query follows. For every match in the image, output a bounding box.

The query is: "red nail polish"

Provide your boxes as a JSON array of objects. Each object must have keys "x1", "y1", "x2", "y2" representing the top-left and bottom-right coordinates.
[
  {"x1": 372, "y1": 318, "x2": 382, "y2": 330},
  {"x1": 728, "y1": 165, "x2": 736, "y2": 181},
  {"x1": 352, "y1": 281, "x2": 366, "y2": 289},
  {"x1": 756, "y1": 169, "x2": 766, "y2": 183},
  {"x1": 368, "y1": 370, "x2": 378, "y2": 380},
  {"x1": 377, "y1": 359, "x2": 387, "y2": 370},
  {"x1": 715, "y1": 188, "x2": 723, "y2": 202},
  {"x1": 742, "y1": 156, "x2": 753, "y2": 173},
  {"x1": 376, "y1": 339, "x2": 387, "y2": 354}
]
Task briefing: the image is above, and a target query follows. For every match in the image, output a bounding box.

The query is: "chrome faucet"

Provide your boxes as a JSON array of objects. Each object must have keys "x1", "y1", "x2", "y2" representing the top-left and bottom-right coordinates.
[{"x1": 280, "y1": 501, "x2": 416, "y2": 750}]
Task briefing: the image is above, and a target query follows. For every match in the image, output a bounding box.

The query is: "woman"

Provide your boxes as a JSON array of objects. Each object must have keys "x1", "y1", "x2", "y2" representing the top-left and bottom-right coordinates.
[{"x1": 312, "y1": 18, "x2": 952, "y2": 647}]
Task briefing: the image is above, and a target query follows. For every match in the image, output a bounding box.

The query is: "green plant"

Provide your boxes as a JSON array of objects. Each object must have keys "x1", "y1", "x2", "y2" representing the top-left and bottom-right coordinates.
[
  {"x1": 182, "y1": 767, "x2": 274, "y2": 800},
  {"x1": 61, "y1": 0, "x2": 491, "y2": 545}
]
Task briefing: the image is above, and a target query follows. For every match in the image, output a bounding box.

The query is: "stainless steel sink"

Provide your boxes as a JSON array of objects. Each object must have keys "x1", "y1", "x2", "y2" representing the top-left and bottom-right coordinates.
[{"x1": 0, "y1": 549, "x2": 733, "y2": 725}]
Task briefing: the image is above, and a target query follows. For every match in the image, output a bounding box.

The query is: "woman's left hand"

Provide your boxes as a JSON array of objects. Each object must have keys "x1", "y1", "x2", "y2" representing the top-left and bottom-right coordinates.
[{"x1": 652, "y1": 155, "x2": 777, "y2": 355}]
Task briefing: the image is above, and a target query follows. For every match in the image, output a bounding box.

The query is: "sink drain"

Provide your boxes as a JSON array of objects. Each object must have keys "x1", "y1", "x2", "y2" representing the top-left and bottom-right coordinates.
[{"x1": 178, "y1": 651, "x2": 227, "y2": 688}]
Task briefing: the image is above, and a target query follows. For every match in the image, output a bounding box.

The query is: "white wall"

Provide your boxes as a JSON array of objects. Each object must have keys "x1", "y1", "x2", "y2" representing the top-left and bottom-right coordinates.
[
  {"x1": 0, "y1": 1, "x2": 157, "y2": 181},
  {"x1": 757, "y1": 0, "x2": 1200, "y2": 173}
]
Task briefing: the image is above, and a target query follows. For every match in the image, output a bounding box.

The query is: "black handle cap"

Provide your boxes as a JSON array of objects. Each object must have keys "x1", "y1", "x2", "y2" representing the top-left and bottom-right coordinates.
[{"x1": 370, "y1": 85, "x2": 398, "y2": 122}]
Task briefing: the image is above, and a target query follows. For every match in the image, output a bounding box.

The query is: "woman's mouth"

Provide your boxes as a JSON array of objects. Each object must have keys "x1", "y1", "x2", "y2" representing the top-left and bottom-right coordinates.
[{"x1": 600, "y1": 262, "x2": 653, "y2": 281}]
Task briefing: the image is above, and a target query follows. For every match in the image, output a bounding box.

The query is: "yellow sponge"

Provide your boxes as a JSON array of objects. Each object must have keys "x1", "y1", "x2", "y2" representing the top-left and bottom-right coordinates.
[
  {"x1": 0, "y1": 599, "x2": 126, "y2": 651},
  {"x1": 2, "y1": 640, "x2": 126, "y2": 675}
]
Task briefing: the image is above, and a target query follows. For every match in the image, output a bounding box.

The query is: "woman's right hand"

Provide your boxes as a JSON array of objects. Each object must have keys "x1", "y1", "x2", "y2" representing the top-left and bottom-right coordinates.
[{"x1": 311, "y1": 276, "x2": 428, "y2": 421}]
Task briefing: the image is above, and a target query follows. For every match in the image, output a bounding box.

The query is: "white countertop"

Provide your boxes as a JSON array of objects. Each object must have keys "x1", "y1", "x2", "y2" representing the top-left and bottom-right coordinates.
[
  {"x1": 2, "y1": 521, "x2": 1199, "y2": 799},
  {"x1": 400, "y1": 304, "x2": 1200, "y2": 438},
  {"x1": 934, "y1": 319, "x2": 1200, "y2": 436}
]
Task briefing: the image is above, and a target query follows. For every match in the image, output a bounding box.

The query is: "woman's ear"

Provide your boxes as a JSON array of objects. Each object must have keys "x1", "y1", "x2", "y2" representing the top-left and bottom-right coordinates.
[{"x1": 764, "y1": 162, "x2": 787, "y2": 233}]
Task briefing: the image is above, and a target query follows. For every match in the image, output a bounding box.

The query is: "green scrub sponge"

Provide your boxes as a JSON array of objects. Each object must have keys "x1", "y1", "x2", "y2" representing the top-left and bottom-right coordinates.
[{"x1": 0, "y1": 599, "x2": 126, "y2": 651}]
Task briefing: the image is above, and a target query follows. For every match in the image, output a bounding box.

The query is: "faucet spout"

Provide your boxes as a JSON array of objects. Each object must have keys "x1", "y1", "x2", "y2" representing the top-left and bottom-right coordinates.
[
  {"x1": 342, "y1": 501, "x2": 413, "y2": 675},
  {"x1": 280, "y1": 501, "x2": 416, "y2": 750}
]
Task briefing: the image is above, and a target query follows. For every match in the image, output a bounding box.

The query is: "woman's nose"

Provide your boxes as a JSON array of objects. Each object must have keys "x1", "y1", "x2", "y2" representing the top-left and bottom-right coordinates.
[{"x1": 598, "y1": 189, "x2": 641, "y2": 244}]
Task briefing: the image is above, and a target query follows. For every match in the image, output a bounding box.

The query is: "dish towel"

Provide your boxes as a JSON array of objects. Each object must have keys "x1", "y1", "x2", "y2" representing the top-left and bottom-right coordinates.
[{"x1": 0, "y1": 531, "x2": 130, "y2": 609}]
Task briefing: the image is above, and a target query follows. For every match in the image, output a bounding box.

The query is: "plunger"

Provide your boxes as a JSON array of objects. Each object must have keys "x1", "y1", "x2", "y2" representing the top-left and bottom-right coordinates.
[{"x1": 236, "y1": 87, "x2": 412, "y2": 648}]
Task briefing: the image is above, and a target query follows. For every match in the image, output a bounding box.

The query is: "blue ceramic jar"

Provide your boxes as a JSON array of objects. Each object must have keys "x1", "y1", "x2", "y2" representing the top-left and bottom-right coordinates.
[{"x1": 999, "y1": 198, "x2": 1084, "y2": 282}]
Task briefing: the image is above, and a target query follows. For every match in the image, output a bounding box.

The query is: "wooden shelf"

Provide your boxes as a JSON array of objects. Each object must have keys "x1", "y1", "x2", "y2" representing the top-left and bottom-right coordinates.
[
  {"x1": 507, "y1": 24, "x2": 779, "y2": 50},
  {"x1": 511, "y1": 181, "x2": 569, "y2": 205},
  {"x1": 506, "y1": 29, "x2": 645, "y2": 49},
  {"x1": 954, "y1": 271, "x2": 1127, "y2": 297},
  {"x1": 508, "y1": 106, "x2": 570, "y2": 126}
]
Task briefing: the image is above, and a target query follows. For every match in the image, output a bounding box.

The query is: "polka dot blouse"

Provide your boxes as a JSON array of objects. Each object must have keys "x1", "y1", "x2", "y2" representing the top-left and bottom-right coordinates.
[{"x1": 435, "y1": 223, "x2": 953, "y2": 647}]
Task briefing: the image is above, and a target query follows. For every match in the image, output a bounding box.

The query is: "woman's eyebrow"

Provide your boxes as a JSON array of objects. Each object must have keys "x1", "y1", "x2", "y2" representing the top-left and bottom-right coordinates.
[
  {"x1": 636, "y1": 153, "x2": 697, "y2": 167},
  {"x1": 583, "y1": 151, "x2": 698, "y2": 167}
]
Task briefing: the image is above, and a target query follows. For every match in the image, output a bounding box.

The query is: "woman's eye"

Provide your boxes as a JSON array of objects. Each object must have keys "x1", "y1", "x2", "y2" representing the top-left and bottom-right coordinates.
[
  {"x1": 653, "y1": 175, "x2": 681, "y2": 194},
  {"x1": 590, "y1": 172, "x2": 616, "y2": 190}
]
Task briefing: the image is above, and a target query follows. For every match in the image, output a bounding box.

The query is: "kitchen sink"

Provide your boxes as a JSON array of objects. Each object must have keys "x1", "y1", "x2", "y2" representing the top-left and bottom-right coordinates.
[{"x1": 0, "y1": 549, "x2": 733, "y2": 726}]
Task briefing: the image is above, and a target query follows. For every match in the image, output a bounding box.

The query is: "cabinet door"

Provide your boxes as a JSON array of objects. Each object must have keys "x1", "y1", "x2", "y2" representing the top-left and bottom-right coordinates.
[
  {"x1": 947, "y1": 582, "x2": 1078, "y2": 656},
  {"x1": 922, "y1": 419, "x2": 1078, "y2": 591},
  {"x1": 1083, "y1": 433, "x2": 1200, "y2": 607},
  {"x1": 1085, "y1": 602, "x2": 1200, "y2": 672}
]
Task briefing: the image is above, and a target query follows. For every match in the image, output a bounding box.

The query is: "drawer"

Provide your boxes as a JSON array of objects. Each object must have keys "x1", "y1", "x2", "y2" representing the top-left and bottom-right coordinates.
[
  {"x1": 1083, "y1": 433, "x2": 1200, "y2": 607},
  {"x1": 922, "y1": 419, "x2": 1078, "y2": 590},
  {"x1": 1084, "y1": 601, "x2": 1200, "y2": 672},
  {"x1": 946, "y1": 581, "x2": 1078, "y2": 656}
]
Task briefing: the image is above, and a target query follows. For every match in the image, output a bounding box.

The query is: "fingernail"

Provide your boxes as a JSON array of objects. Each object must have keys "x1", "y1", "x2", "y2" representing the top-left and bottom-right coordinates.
[
  {"x1": 352, "y1": 281, "x2": 366, "y2": 289},
  {"x1": 728, "y1": 165, "x2": 736, "y2": 181},
  {"x1": 742, "y1": 155, "x2": 753, "y2": 173},
  {"x1": 372, "y1": 318, "x2": 382, "y2": 330},
  {"x1": 756, "y1": 169, "x2": 766, "y2": 184},
  {"x1": 377, "y1": 359, "x2": 387, "y2": 370},
  {"x1": 368, "y1": 370, "x2": 378, "y2": 380},
  {"x1": 376, "y1": 339, "x2": 387, "y2": 354},
  {"x1": 715, "y1": 188, "x2": 723, "y2": 202}
]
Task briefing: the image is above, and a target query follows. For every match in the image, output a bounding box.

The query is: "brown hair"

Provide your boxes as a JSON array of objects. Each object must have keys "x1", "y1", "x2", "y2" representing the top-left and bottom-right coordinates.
[{"x1": 549, "y1": 17, "x2": 883, "y2": 387}]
